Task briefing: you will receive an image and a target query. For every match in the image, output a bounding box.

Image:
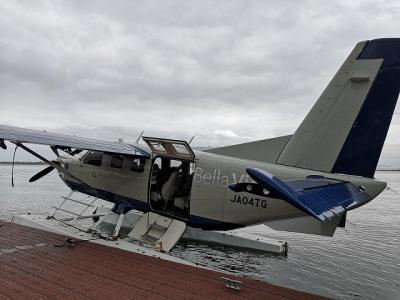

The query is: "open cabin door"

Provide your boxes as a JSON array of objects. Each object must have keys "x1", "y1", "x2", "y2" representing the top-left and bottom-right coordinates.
[
  {"x1": 143, "y1": 137, "x2": 195, "y2": 221},
  {"x1": 142, "y1": 137, "x2": 195, "y2": 161}
]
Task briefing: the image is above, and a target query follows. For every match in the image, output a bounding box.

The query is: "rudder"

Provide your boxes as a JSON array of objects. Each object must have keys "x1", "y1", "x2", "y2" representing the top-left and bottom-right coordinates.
[
  {"x1": 278, "y1": 38, "x2": 400, "y2": 178},
  {"x1": 332, "y1": 39, "x2": 400, "y2": 177}
]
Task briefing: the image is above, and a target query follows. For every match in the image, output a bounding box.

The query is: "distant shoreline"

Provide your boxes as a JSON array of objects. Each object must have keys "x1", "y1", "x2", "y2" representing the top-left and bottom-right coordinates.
[
  {"x1": 0, "y1": 162, "x2": 46, "y2": 165},
  {"x1": 0, "y1": 161, "x2": 399, "y2": 171}
]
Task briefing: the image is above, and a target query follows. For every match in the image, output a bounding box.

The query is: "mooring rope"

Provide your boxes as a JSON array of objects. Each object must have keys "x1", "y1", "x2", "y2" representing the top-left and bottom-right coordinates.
[{"x1": 54, "y1": 232, "x2": 105, "y2": 248}]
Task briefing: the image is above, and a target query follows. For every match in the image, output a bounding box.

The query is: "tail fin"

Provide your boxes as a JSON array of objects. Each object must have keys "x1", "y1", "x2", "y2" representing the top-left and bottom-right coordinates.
[{"x1": 277, "y1": 38, "x2": 400, "y2": 178}]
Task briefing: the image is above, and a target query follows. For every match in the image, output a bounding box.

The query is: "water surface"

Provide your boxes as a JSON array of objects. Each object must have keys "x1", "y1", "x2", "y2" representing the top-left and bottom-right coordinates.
[{"x1": 0, "y1": 165, "x2": 399, "y2": 299}]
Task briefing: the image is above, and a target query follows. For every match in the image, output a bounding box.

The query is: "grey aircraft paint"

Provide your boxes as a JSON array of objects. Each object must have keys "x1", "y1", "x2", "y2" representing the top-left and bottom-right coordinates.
[{"x1": 1, "y1": 38, "x2": 399, "y2": 236}]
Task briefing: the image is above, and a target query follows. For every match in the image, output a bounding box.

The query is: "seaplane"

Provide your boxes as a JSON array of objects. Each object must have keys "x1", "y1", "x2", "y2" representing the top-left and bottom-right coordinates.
[{"x1": 1, "y1": 38, "x2": 400, "y2": 255}]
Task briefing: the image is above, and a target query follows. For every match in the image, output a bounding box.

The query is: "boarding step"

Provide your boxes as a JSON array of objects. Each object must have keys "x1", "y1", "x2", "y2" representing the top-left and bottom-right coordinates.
[
  {"x1": 128, "y1": 212, "x2": 186, "y2": 252},
  {"x1": 141, "y1": 216, "x2": 173, "y2": 241},
  {"x1": 141, "y1": 234, "x2": 159, "y2": 244},
  {"x1": 149, "y1": 223, "x2": 169, "y2": 232}
]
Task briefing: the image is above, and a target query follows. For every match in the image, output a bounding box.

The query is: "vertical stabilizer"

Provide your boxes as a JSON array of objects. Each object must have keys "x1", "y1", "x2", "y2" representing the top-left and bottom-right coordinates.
[{"x1": 277, "y1": 38, "x2": 400, "y2": 177}]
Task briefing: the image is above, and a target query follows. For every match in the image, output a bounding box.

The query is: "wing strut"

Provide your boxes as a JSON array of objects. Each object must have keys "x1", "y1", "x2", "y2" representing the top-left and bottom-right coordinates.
[
  {"x1": 14, "y1": 142, "x2": 59, "y2": 170},
  {"x1": 11, "y1": 144, "x2": 18, "y2": 187}
]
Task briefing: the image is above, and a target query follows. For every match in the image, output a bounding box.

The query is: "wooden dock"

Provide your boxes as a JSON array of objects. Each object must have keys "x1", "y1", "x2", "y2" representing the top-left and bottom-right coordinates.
[{"x1": 0, "y1": 220, "x2": 329, "y2": 299}]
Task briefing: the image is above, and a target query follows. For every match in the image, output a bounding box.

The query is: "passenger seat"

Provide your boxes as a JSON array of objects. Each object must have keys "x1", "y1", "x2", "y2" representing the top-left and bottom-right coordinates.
[{"x1": 162, "y1": 170, "x2": 181, "y2": 201}]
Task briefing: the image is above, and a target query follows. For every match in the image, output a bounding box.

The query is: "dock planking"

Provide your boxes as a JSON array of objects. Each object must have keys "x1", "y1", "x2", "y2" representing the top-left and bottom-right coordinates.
[{"x1": 0, "y1": 220, "x2": 330, "y2": 299}]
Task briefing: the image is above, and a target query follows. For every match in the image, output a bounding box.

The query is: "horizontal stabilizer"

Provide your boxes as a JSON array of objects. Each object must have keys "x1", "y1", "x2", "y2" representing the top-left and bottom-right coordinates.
[
  {"x1": 205, "y1": 135, "x2": 292, "y2": 163},
  {"x1": 246, "y1": 168, "x2": 371, "y2": 222}
]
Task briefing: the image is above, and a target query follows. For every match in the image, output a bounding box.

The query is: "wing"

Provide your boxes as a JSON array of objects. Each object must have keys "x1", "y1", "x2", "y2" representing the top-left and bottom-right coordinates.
[
  {"x1": 245, "y1": 168, "x2": 371, "y2": 222},
  {"x1": 0, "y1": 124, "x2": 150, "y2": 158}
]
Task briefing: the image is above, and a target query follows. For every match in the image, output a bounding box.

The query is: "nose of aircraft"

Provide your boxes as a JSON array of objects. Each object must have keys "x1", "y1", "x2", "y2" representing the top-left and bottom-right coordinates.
[{"x1": 29, "y1": 157, "x2": 67, "y2": 183}]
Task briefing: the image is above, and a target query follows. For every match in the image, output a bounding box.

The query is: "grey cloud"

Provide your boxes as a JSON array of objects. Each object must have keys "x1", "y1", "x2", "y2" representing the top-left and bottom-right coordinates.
[{"x1": 1, "y1": 0, "x2": 400, "y2": 164}]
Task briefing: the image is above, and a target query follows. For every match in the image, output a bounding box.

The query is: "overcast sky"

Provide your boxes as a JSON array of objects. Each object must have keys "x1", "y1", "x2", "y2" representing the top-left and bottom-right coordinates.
[{"x1": 1, "y1": 0, "x2": 400, "y2": 166}]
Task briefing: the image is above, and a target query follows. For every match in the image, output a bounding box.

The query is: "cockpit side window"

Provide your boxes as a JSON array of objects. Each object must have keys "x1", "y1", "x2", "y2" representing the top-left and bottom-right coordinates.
[
  {"x1": 131, "y1": 158, "x2": 145, "y2": 173},
  {"x1": 83, "y1": 151, "x2": 103, "y2": 166}
]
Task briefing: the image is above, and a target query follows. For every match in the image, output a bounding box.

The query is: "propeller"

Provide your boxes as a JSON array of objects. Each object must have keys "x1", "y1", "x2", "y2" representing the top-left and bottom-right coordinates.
[
  {"x1": 50, "y1": 146, "x2": 60, "y2": 157},
  {"x1": 29, "y1": 160, "x2": 61, "y2": 183},
  {"x1": 28, "y1": 145, "x2": 78, "y2": 183}
]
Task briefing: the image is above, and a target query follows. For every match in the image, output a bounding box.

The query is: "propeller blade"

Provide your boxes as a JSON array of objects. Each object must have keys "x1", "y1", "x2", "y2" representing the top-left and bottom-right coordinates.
[
  {"x1": 50, "y1": 146, "x2": 60, "y2": 157},
  {"x1": 29, "y1": 165, "x2": 55, "y2": 182}
]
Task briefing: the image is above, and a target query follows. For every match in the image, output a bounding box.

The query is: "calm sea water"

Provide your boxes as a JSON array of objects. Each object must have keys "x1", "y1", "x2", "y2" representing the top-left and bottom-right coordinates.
[{"x1": 0, "y1": 165, "x2": 399, "y2": 299}]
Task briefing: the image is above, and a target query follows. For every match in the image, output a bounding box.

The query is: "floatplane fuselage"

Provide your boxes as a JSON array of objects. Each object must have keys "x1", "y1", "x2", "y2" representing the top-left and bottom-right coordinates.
[{"x1": 57, "y1": 146, "x2": 385, "y2": 231}]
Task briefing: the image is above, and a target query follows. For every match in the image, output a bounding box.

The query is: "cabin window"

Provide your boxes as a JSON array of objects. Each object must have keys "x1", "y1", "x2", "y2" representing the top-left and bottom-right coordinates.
[
  {"x1": 111, "y1": 154, "x2": 124, "y2": 169},
  {"x1": 83, "y1": 151, "x2": 103, "y2": 166},
  {"x1": 130, "y1": 157, "x2": 145, "y2": 173}
]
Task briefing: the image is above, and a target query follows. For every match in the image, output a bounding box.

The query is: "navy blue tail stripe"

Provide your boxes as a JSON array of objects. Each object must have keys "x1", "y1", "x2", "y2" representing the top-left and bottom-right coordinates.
[{"x1": 332, "y1": 38, "x2": 400, "y2": 178}]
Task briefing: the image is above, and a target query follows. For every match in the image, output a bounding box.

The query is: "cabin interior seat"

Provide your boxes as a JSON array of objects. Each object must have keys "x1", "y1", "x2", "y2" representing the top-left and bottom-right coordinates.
[
  {"x1": 150, "y1": 191, "x2": 162, "y2": 202},
  {"x1": 174, "y1": 196, "x2": 188, "y2": 210},
  {"x1": 162, "y1": 170, "x2": 181, "y2": 201}
]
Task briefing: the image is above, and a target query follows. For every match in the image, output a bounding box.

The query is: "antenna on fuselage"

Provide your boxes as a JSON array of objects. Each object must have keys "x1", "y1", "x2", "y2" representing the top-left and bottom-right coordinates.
[
  {"x1": 135, "y1": 130, "x2": 144, "y2": 144},
  {"x1": 188, "y1": 135, "x2": 195, "y2": 145}
]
